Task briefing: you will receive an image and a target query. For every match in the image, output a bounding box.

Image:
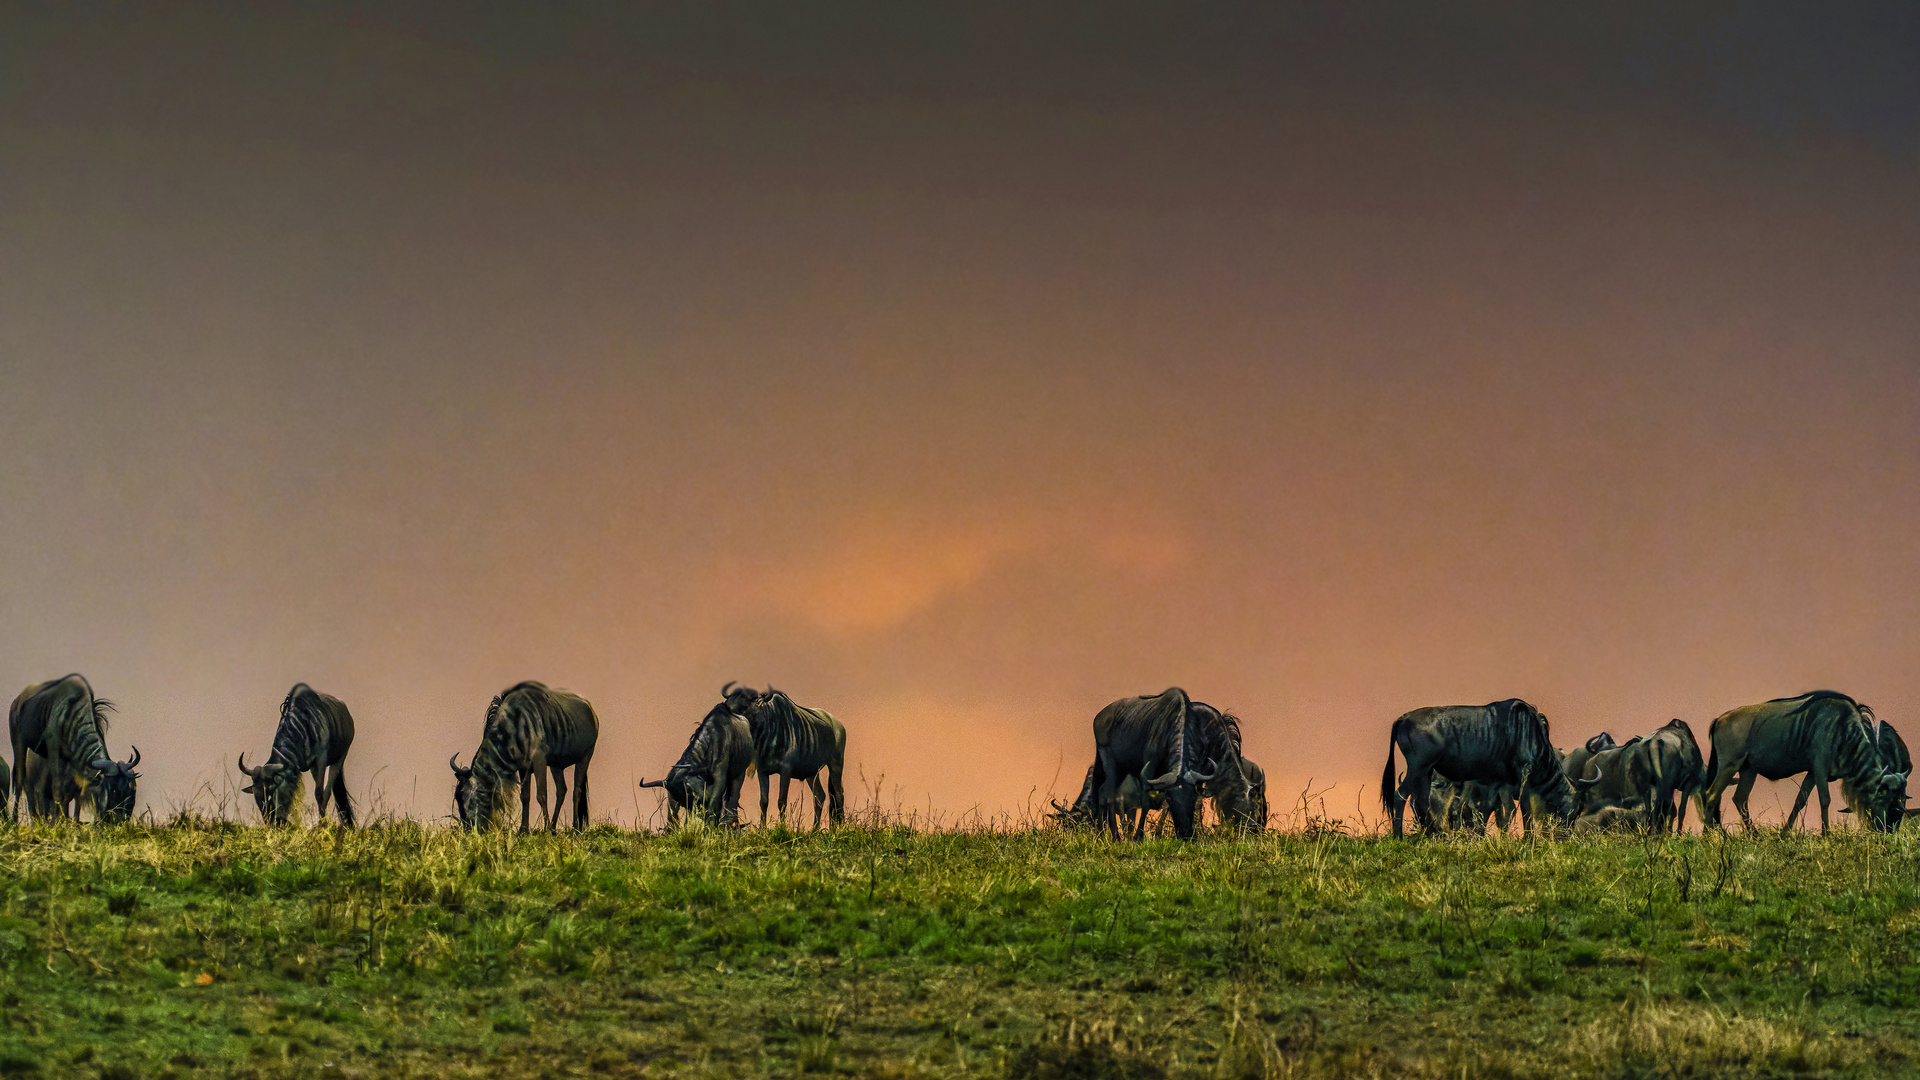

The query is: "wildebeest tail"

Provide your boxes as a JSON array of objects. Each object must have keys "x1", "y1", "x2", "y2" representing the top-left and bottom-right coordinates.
[{"x1": 1381, "y1": 717, "x2": 1403, "y2": 814}]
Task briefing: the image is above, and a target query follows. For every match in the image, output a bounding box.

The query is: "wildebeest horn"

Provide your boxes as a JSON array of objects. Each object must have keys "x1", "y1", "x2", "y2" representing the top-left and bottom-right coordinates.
[
  {"x1": 1145, "y1": 769, "x2": 1181, "y2": 790},
  {"x1": 1573, "y1": 769, "x2": 1604, "y2": 788},
  {"x1": 126, "y1": 745, "x2": 140, "y2": 768},
  {"x1": 637, "y1": 778, "x2": 666, "y2": 788},
  {"x1": 721, "y1": 681, "x2": 738, "y2": 698},
  {"x1": 1184, "y1": 760, "x2": 1219, "y2": 785},
  {"x1": 1050, "y1": 799, "x2": 1070, "y2": 814},
  {"x1": 238, "y1": 753, "x2": 251, "y2": 775},
  {"x1": 91, "y1": 759, "x2": 112, "y2": 772},
  {"x1": 449, "y1": 753, "x2": 462, "y2": 771}
]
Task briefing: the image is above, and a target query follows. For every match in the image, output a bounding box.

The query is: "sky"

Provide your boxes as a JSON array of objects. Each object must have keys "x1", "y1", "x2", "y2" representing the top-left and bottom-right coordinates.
[{"x1": 3, "y1": 3, "x2": 1917, "y2": 829}]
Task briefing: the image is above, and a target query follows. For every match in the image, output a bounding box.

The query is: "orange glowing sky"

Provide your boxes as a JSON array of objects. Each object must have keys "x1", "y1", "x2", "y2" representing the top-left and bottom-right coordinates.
[{"x1": 3, "y1": 5, "x2": 1917, "y2": 828}]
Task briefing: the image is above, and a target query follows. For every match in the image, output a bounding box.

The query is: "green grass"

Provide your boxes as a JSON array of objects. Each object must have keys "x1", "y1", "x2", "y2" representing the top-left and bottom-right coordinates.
[{"x1": 0, "y1": 815, "x2": 1917, "y2": 1078}]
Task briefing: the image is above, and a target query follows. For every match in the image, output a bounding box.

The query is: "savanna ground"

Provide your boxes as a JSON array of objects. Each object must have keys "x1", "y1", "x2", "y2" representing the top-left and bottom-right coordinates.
[{"x1": 1, "y1": 800, "x2": 1917, "y2": 1080}]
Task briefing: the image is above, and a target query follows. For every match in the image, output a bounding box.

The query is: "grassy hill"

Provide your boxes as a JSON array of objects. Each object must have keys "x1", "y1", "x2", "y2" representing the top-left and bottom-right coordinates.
[{"x1": 0, "y1": 815, "x2": 1915, "y2": 1078}]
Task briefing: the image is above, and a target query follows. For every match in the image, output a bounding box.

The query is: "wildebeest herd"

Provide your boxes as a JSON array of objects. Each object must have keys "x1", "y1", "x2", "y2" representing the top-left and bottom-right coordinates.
[{"x1": 3, "y1": 674, "x2": 1910, "y2": 838}]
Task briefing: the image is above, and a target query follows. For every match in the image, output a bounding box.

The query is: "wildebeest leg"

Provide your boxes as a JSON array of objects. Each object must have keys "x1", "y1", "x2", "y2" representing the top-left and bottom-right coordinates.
[
  {"x1": 520, "y1": 769, "x2": 535, "y2": 834},
  {"x1": 758, "y1": 771, "x2": 771, "y2": 827},
  {"x1": 1703, "y1": 760, "x2": 1741, "y2": 832},
  {"x1": 1095, "y1": 749, "x2": 1122, "y2": 840},
  {"x1": 1409, "y1": 770, "x2": 1439, "y2": 836},
  {"x1": 777, "y1": 775, "x2": 792, "y2": 826},
  {"x1": 1782, "y1": 774, "x2": 1818, "y2": 835},
  {"x1": 311, "y1": 764, "x2": 330, "y2": 821},
  {"x1": 574, "y1": 756, "x2": 591, "y2": 830},
  {"x1": 549, "y1": 765, "x2": 568, "y2": 833},
  {"x1": 7, "y1": 730, "x2": 23, "y2": 824},
  {"x1": 329, "y1": 765, "x2": 355, "y2": 827},
  {"x1": 1813, "y1": 772, "x2": 1834, "y2": 835},
  {"x1": 1731, "y1": 770, "x2": 1760, "y2": 834},
  {"x1": 826, "y1": 761, "x2": 844, "y2": 826},
  {"x1": 806, "y1": 774, "x2": 827, "y2": 830}
]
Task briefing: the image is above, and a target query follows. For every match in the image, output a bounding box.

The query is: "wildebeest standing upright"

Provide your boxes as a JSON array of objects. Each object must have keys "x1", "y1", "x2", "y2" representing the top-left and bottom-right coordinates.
[
  {"x1": 1091, "y1": 688, "x2": 1232, "y2": 841},
  {"x1": 639, "y1": 690, "x2": 754, "y2": 826},
  {"x1": 1381, "y1": 698, "x2": 1597, "y2": 839},
  {"x1": 451, "y1": 681, "x2": 599, "y2": 832},
  {"x1": 237, "y1": 683, "x2": 357, "y2": 826},
  {"x1": 1704, "y1": 691, "x2": 1906, "y2": 834},
  {"x1": 9, "y1": 675, "x2": 139, "y2": 823},
  {"x1": 736, "y1": 686, "x2": 845, "y2": 829}
]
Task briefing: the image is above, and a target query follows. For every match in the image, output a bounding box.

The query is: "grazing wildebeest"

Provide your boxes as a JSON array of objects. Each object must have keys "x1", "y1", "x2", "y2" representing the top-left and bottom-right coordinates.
[
  {"x1": 1225, "y1": 755, "x2": 1269, "y2": 833},
  {"x1": 736, "y1": 686, "x2": 845, "y2": 829},
  {"x1": 1049, "y1": 762, "x2": 1102, "y2": 829},
  {"x1": 237, "y1": 683, "x2": 357, "y2": 826},
  {"x1": 9, "y1": 675, "x2": 139, "y2": 824},
  {"x1": 1381, "y1": 698, "x2": 1598, "y2": 839},
  {"x1": 1838, "y1": 717, "x2": 1913, "y2": 828},
  {"x1": 23, "y1": 746, "x2": 141, "y2": 823},
  {"x1": 640, "y1": 694, "x2": 753, "y2": 826},
  {"x1": 1875, "y1": 722, "x2": 1911, "y2": 829},
  {"x1": 1204, "y1": 754, "x2": 1266, "y2": 834},
  {"x1": 451, "y1": 681, "x2": 599, "y2": 832},
  {"x1": 1091, "y1": 688, "x2": 1233, "y2": 841},
  {"x1": 1704, "y1": 691, "x2": 1907, "y2": 834}
]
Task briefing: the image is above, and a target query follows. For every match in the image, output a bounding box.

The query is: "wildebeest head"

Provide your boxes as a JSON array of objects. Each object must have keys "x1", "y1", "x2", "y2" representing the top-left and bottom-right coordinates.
[
  {"x1": 449, "y1": 753, "x2": 476, "y2": 828},
  {"x1": 238, "y1": 751, "x2": 300, "y2": 825},
  {"x1": 1143, "y1": 758, "x2": 1216, "y2": 836},
  {"x1": 1850, "y1": 768, "x2": 1910, "y2": 832},
  {"x1": 639, "y1": 766, "x2": 709, "y2": 826},
  {"x1": 721, "y1": 682, "x2": 763, "y2": 717},
  {"x1": 89, "y1": 746, "x2": 140, "y2": 823}
]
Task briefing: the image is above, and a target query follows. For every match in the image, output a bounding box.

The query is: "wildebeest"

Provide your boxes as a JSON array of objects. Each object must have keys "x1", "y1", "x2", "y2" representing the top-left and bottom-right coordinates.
[
  {"x1": 451, "y1": 681, "x2": 599, "y2": 832},
  {"x1": 22, "y1": 746, "x2": 140, "y2": 823},
  {"x1": 237, "y1": 683, "x2": 356, "y2": 827},
  {"x1": 1381, "y1": 698, "x2": 1599, "y2": 838},
  {"x1": 1875, "y1": 722, "x2": 1911, "y2": 829},
  {"x1": 1562, "y1": 732, "x2": 1616, "y2": 794},
  {"x1": 640, "y1": 693, "x2": 753, "y2": 827},
  {"x1": 1703, "y1": 691, "x2": 1907, "y2": 834},
  {"x1": 9, "y1": 675, "x2": 139, "y2": 823},
  {"x1": 734, "y1": 685, "x2": 846, "y2": 829},
  {"x1": 1572, "y1": 804, "x2": 1654, "y2": 833},
  {"x1": 1091, "y1": 688, "x2": 1242, "y2": 841},
  {"x1": 1048, "y1": 762, "x2": 1102, "y2": 829},
  {"x1": 1570, "y1": 720, "x2": 1707, "y2": 834},
  {"x1": 1204, "y1": 754, "x2": 1266, "y2": 833}
]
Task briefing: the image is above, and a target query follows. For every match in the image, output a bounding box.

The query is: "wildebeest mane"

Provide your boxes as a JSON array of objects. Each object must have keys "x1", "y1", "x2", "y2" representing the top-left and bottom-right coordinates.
[
  {"x1": 1190, "y1": 703, "x2": 1242, "y2": 767},
  {"x1": 672, "y1": 703, "x2": 737, "y2": 776}
]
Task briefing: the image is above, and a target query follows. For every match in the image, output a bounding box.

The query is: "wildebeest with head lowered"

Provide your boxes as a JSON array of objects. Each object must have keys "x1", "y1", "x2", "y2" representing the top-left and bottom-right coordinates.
[
  {"x1": 1874, "y1": 722, "x2": 1911, "y2": 829},
  {"x1": 735, "y1": 685, "x2": 845, "y2": 829},
  {"x1": 237, "y1": 683, "x2": 356, "y2": 826},
  {"x1": 1091, "y1": 688, "x2": 1239, "y2": 841},
  {"x1": 640, "y1": 689, "x2": 753, "y2": 827},
  {"x1": 1704, "y1": 691, "x2": 1906, "y2": 834},
  {"x1": 451, "y1": 681, "x2": 599, "y2": 832},
  {"x1": 9, "y1": 675, "x2": 139, "y2": 823},
  {"x1": 1381, "y1": 698, "x2": 1597, "y2": 839}
]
